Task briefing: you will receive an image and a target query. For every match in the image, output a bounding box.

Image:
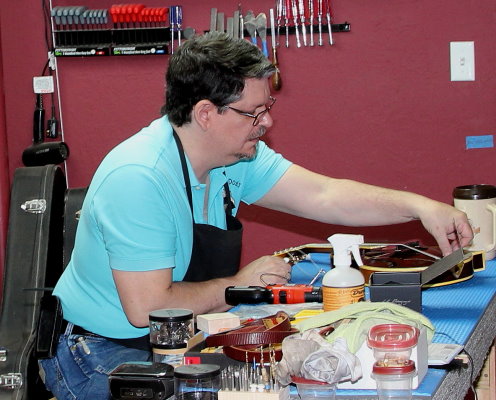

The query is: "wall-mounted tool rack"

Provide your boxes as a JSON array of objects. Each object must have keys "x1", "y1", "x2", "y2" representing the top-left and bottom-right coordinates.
[
  {"x1": 53, "y1": 28, "x2": 170, "y2": 57},
  {"x1": 53, "y1": 22, "x2": 349, "y2": 57}
]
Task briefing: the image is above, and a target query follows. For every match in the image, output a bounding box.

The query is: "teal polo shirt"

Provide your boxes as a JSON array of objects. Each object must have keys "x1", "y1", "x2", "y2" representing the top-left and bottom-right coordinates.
[{"x1": 54, "y1": 116, "x2": 292, "y2": 338}]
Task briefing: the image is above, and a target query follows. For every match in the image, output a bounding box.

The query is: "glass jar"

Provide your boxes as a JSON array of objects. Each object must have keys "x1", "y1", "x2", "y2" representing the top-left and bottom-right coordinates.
[
  {"x1": 149, "y1": 308, "x2": 194, "y2": 349},
  {"x1": 174, "y1": 364, "x2": 221, "y2": 400}
]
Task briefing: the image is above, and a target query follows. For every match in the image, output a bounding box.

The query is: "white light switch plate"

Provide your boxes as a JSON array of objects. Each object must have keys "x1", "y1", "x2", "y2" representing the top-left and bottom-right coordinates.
[{"x1": 450, "y1": 41, "x2": 475, "y2": 81}]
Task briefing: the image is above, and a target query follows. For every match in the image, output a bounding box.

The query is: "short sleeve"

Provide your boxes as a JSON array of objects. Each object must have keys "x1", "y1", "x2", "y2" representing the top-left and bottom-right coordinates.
[
  {"x1": 91, "y1": 165, "x2": 177, "y2": 271},
  {"x1": 239, "y1": 141, "x2": 292, "y2": 204}
]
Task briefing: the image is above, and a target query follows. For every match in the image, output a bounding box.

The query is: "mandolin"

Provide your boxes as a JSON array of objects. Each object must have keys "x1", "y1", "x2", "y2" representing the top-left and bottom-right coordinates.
[{"x1": 274, "y1": 242, "x2": 485, "y2": 288}]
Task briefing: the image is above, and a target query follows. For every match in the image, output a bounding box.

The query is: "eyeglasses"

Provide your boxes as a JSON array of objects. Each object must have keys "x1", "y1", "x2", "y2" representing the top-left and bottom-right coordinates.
[{"x1": 224, "y1": 96, "x2": 277, "y2": 126}]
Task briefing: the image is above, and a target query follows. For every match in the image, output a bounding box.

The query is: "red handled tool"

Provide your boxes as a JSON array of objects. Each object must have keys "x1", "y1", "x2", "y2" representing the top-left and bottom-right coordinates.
[{"x1": 225, "y1": 284, "x2": 322, "y2": 305}]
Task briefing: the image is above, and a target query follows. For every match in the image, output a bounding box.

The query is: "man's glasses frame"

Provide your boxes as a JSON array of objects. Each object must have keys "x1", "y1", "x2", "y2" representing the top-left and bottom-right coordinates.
[{"x1": 224, "y1": 96, "x2": 277, "y2": 126}]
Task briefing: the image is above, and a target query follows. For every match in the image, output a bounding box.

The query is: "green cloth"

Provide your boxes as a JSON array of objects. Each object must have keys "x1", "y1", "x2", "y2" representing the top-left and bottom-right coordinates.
[{"x1": 295, "y1": 302, "x2": 435, "y2": 353}]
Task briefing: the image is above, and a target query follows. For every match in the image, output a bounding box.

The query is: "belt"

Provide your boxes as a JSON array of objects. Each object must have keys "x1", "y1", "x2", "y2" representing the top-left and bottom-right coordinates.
[
  {"x1": 204, "y1": 311, "x2": 298, "y2": 362},
  {"x1": 62, "y1": 320, "x2": 151, "y2": 352}
]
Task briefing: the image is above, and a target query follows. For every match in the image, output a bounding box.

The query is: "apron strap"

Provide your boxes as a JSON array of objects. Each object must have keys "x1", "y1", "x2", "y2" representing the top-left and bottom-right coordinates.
[
  {"x1": 172, "y1": 129, "x2": 234, "y2": 218},
  {"x1": 172, "y1": 129, "x2": 194, "y2": 214}
]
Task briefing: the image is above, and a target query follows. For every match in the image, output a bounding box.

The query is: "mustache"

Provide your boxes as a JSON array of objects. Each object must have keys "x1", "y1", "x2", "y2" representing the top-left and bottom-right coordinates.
[{"x1": 248, "y1": 126, "x2": 267, "y2": 140}]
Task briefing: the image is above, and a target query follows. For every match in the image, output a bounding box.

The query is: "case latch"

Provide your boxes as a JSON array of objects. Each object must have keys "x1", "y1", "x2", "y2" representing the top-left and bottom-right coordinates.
[
  {"x1": 21, "y1": 199, "x2": 47, "y2": 214},
  {"x1": 0, "y1": 373, "x2": 23, "y2": 389}
]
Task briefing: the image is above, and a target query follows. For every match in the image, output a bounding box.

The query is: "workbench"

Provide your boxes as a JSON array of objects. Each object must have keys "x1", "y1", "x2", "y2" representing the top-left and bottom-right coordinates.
[
  {"x1": 329, "y1": 258, "x2": 496, "y2": 400},
  {"x1": 227, "y1": 255, "x2": 495, "y2": 399}
]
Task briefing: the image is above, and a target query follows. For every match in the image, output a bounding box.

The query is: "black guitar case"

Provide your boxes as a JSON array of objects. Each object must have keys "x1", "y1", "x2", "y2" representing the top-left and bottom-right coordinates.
[{"x1": 0, "y1": 165, "x2": 66, "y2": 400}]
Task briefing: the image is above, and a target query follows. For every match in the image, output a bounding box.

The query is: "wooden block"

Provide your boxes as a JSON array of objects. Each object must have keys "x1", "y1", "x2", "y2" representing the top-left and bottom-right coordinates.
[
  {"x1": 196, "y1": 312, "x2": 240, "y2": 334},
  {"x1": 475, "y1": 341, "x2": 496, "y2": 400}
]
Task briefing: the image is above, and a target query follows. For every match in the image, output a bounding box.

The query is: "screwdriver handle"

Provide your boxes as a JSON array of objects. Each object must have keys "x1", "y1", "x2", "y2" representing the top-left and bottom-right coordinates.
[{"x1": 271, "y1": 47, "x2": 282, "y2": 91}]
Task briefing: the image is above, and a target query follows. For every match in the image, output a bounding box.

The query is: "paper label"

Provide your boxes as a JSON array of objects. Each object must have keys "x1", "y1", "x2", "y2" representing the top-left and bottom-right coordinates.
[{"x1": 322, "y1": 285, "x2": 364, "y2": 311}]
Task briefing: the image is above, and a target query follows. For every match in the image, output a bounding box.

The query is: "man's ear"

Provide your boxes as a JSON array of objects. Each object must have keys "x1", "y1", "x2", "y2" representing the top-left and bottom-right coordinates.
[{"x1": 192, "y1": 100, "x2": 218, "y2": 131}]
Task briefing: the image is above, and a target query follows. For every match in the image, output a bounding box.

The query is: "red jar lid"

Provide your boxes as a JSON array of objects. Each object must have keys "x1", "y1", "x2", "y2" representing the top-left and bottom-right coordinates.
[
  {"x1": 367, "y1": 324, "x2": 419, "y2": 350},
  {"x1": 372, "y1": 360, "x2": 416, "y2": 375}
]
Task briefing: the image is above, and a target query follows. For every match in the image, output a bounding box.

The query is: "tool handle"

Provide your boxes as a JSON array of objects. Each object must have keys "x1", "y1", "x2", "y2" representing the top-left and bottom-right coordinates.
[
  {"x1": 261, "y1": 39, "x2": 269, "y2": 57},
  {"x1": 271, "y1": 47, "x2": 282, "y2": 91}
]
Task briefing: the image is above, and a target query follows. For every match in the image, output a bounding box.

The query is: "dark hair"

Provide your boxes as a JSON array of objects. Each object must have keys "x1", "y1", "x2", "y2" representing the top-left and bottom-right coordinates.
[{"x1": 161, "y1": 31, "x2": 275, "y2": 127}]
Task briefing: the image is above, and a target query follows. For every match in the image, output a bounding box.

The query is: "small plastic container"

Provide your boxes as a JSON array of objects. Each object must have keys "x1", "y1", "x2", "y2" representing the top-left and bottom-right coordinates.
[
  {"x1": 367, "y1": 324, "x2": 419, "y2": 364},
  {"x1": 174, "y1": 364, "x2": 221, "y2": 400},
  {"x1": 293, "y1": 376, "x2": 336, "y2": 399},
  {"x1": 372, "y1": 360, "x2": 416, "y2": 400},
  {"x1": 149, "y1": 308, "x2": 194, "y2": 349}
]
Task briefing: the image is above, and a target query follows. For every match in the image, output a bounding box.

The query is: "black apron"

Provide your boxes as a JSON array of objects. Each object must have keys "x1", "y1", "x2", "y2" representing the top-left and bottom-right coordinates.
[{"x1": 172, "y1": 130, "x2": 243, "y2": 282}]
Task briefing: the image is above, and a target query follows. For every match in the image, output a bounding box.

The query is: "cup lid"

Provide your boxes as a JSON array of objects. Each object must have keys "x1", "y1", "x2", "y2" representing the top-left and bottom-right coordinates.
[
  {"x1": 149, "y1": 308, "x2": 193, "y2": 322},
  {"x1": 372, "y1": 360, "x2": 416, "y2": 375},
  {"x1": 367, "y1": 324, "x2": 419, "y2": 349},
  {"x1": 174, "y1": 364, "x2": 220, "y2": 379},
  {"x1": 453, "y1": 184, "x2": 496, "y2": 200}
]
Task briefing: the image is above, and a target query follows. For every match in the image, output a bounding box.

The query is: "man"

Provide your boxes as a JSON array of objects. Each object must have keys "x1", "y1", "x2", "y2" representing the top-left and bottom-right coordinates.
[{"x1": 40, "y1": 32, "x2": 472, "y2": 399}]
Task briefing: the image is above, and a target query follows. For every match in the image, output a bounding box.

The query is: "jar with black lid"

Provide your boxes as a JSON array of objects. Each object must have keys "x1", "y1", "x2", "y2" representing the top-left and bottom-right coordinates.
[
  {"x1": 149, "y1": 308, "x2": 194, "y2": 365},
  {"x1": 174, "y1": 364, "x2": 221, "y2": 400}
]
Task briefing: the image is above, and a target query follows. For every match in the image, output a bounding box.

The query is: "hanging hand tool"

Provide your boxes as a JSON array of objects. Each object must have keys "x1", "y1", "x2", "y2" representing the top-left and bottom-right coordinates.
[
  {"x1": 210, "y1": 8, "x2": 217, "y2": 32},
  {"x1": 255, "y1": 13, "x2": 269, "y2": 57},
  {"x1": 232, "y1": 10, "x2": 240, "y2": 39},
  {"x1": 244, "y1": 11, "x2": 257, "y2": 46},
  {"x1": 275, "y1": 0, "x2": 282, "y2": 46},
  {"x1": 298, "y1": 0, "x2": 307, "y2": 46},
  {"x1": 325, "y1": 0, "x2": 334, "y2": 45},
  {"x1": 283, "y1": 0, "x2": 290, "y2": 47},
  {"x1": 269, "y1": 8, "x2": 282, "y2": 91},
  {"x1": 175, "y1": 6, "x2": 183, "y2": 46},
  {"x1": 308, "y1": 0, "x2": 314, "y2": 46},
  {"x1": 217, "y1": 12, "x2": 225, "y2": 33},
  {"x1": 226, "y1": 17, "x2": 234, "y2": 37},
  {"x1": 290, "y1": 0, "x2": 301, "y2": 48},
  {"x1": 317, "y1": 0, "x2": 323, "y2": 46},
  {"x1": 169, "y1": 7, "x2": 175, "y2": 53},
  {"x1": 238, "y1": 4, "x2": 244, "y2": 38}
]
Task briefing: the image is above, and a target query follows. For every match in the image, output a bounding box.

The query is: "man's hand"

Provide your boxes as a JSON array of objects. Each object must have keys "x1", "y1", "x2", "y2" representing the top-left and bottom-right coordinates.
[
  {"x1": 416, "y1": 199, "x2": 474, "y2": 256},
  {"x1": 235, "y1": 255, "x2": 292, "y2": 286}
]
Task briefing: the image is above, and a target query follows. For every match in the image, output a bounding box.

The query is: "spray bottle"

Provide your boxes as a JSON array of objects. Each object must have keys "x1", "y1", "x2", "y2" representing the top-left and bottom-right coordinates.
[{"x1": 322, "y1": 233, "x2": 365, "y2": 311}]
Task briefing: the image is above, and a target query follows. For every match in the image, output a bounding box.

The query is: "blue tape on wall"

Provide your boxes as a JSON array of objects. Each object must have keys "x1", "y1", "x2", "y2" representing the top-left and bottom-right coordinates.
[{"x1": 466, "y1": 135, "x2": 494, "y2": 149}]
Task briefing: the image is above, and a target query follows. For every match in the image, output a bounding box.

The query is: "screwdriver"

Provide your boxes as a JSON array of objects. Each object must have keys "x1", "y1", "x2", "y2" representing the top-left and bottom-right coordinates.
[
  {"x1": 269, "y1": 8, "x2": 282, "y2": 91},
  {"x1": 317, "y1": 0, "x2": 323, "y2": 46},
  {"x1": 283, "y1": 0, "x2": 290, "y2": 47},
  {"x1": 308, "y1": 0, "x2": 314, "y2": 46},
  {"x1": 298, "y1": 0, "x2": 307, "y2": 46},
  {"x1": 290, "y1": 0, "x2": 301, "y2": 48},
  {"x1": 325, "y1": 0, "x2": 334, "y2": 45}
]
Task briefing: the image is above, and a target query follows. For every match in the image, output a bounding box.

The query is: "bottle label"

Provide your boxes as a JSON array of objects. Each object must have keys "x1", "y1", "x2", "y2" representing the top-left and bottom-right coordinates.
[{"x1": 322, "y1": 285, "x2": 364, "y2": 312}]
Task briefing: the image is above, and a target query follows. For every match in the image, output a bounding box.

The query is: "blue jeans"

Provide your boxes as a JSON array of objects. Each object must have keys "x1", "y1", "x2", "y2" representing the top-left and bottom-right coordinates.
[{"x1": 39, "y1": 332, "x2": 151, "y2": 400}]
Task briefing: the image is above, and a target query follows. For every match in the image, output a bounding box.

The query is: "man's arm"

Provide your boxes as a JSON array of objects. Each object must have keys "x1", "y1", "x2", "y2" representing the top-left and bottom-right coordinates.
[
  {"x1": 113, "y1": 255, "x2": 291, "y2": 327},
  {"x1": 255, "y1": 164, "x2": 473, "y2": 255}
]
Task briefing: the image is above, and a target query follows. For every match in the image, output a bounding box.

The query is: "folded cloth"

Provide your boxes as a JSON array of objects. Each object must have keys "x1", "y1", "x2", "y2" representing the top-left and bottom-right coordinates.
[
  {"x1": 276, "y1": 329, "x2": 361, "y2": 386},
  {"x1": 295, "y1": 301, "x2": 434, "y2": 353}
]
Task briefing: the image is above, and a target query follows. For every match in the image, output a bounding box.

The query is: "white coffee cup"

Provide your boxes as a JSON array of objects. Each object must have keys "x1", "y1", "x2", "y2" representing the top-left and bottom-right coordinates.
[{"x1": 453, "y1": 184, "x2": 496, "y2": 260}]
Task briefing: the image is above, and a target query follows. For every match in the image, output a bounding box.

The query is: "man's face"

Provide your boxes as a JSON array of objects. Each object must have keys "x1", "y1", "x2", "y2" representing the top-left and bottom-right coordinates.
[{"x1": 211, "y1": 78, "x2": 274, "y2": 163}]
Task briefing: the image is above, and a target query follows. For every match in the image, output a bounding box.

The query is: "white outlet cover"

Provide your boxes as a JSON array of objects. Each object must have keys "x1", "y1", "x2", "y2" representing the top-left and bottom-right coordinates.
[
  {"x1": 450, "y1": 41, "x2": 475, "y2": 81},
  {"x1": 33, "y1": 76, "x2": 54, "y2": 94}
]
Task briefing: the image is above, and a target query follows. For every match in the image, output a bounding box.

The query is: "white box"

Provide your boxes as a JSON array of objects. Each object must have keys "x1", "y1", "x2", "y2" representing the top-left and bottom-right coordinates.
[
  {"x1": 196, "y1": 312, "x2": 240, "y2": 334},
  {"x1": 337, "y1": 327, "x2": 428, "y2": 390}
]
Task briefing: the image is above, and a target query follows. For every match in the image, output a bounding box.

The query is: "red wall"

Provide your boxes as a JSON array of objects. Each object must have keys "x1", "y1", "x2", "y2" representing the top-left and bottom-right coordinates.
[{"x1": 1, "y1": 1, "x2": 495, "y2": 267}]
